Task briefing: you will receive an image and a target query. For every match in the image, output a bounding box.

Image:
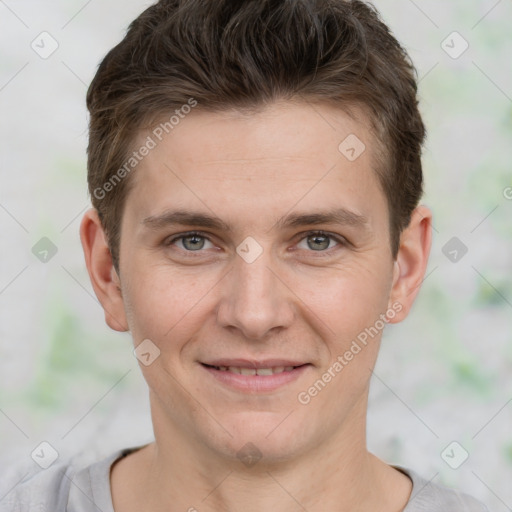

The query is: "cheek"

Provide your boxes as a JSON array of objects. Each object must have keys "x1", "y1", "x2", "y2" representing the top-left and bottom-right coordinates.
[
  {"x1": 297, "y1": 259, "x2": 392, "y2": 331},
  {"x1": 302, "y1": 266, "x2": 390, "y2": 402},
  {"x1": 292, "y1": 264, "x2": 392, "y2": 385},
  {"x1": 121, "y1": 263, "x2": 218, "y2": 341}
]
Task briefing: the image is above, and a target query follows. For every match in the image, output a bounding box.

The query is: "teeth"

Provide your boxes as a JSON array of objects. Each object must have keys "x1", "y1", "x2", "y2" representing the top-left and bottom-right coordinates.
[
  {"x1": 212, "y1": 365, "x2": 298, "y2": 375},
  {"x1": 256, "y1": 368, "x2": 273, "y2": 376}
]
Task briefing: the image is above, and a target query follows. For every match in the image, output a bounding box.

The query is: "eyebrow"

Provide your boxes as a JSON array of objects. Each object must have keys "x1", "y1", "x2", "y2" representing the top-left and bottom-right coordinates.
[{"x1": 142, "y1": 207, "x2": 370, "y2": 233}]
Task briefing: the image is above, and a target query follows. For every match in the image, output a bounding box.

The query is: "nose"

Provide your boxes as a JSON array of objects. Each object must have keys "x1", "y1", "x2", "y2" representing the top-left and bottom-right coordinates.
[{"x1": 216, "y1": 246, "x2": 295, "y2": 340}]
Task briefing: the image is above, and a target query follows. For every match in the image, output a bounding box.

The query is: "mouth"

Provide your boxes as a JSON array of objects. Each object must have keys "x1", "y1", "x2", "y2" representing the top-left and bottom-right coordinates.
[
  {"x1": 202, "y1": 363, "x2": 304, "y2": 375},
  {"x1": 199, "y1": 361, "x2": 311, "y2": 393}
]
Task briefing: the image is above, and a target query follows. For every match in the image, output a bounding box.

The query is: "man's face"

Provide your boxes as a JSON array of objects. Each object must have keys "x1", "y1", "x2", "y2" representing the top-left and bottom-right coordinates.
[{"x1": 116, "y1": 101, "x2": 400, "y2": 461}]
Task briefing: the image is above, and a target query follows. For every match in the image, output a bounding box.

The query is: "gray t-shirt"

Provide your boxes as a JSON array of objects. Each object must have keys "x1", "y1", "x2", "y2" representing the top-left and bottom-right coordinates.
[{"x1": 0, "y1": 446, "x2": 489, "y2": 511}]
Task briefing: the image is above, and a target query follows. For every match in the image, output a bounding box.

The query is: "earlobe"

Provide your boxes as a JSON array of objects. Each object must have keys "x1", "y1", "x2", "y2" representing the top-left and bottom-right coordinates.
[
  {"x1": 387, "y1": 205, "x2": 433, "y2": 324},
  {"x1": 79, "y1": 209, "x2": 129, "y2": 332}
]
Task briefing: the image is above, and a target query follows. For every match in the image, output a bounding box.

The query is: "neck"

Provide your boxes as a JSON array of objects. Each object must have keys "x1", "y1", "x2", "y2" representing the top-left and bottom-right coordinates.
[{"x1": 129, "y1": 393, "x2": 407, "y2": 512}]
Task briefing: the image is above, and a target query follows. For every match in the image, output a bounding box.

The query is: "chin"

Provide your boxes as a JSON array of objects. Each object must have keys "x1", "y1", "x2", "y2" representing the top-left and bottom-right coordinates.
[{"x1": 207, "y1": 411, "x2": 313, "y2": 466}]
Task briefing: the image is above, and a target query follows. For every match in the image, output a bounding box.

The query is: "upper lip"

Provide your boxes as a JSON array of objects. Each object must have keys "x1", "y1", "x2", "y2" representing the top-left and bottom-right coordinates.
[{"x1": 201, "y1": 359, "x2": 309, "y2": 369}]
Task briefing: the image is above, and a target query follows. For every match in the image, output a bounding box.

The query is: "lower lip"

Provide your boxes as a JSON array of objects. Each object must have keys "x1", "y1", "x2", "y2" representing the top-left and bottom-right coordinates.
[{"x1": 200, "y1": 364, "x2": 311, "y2": 393}]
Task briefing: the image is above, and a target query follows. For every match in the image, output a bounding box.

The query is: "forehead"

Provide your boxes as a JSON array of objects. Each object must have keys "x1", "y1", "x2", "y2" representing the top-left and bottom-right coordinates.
[{"x1": 125, "y1": 101, "x2": 388, "y2": 233}]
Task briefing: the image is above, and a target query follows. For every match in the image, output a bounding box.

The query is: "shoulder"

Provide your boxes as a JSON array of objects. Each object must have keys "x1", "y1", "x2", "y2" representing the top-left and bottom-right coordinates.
[
  {"x1": 0, "y1": 447, "x2": 135, "y2": 512},
  {"x1": 396, "y1": 466, "x2": 490, "y2": 512},
  {"x1": 0, "y1": 456, "x2": 75, "y2": 512}
]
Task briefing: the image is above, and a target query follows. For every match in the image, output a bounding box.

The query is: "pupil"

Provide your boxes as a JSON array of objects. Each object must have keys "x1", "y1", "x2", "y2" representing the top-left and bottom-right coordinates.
[
  {"x1": 184, "y1": 235, "x2": 204, "y2": 250},
  {"x1": 308, "y1": 235, "x2": 329, "y2": 251}
]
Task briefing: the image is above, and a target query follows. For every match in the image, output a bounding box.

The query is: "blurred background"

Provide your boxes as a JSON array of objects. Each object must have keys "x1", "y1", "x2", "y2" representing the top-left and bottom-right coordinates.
[{"x1": 0, "y1": 0, "x2": 511, "y2": 509}]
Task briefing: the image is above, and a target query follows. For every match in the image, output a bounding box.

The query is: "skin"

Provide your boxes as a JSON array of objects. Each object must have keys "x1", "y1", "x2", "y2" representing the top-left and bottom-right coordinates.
[{"x1": 80, "y1": 100, "x2": 432, "y2": 512}]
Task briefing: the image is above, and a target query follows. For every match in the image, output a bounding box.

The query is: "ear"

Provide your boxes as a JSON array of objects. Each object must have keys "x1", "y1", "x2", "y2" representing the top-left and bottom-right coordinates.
[
  {"x1": 386, "y1": 205, "x2": 432, "y2": 323},
  {"x1": 79, "y1": 208, "x2": 129, "y2": 332}
]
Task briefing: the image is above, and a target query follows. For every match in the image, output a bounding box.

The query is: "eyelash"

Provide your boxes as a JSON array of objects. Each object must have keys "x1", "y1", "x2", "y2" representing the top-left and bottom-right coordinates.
[{"x1": 164, "y1": 230, "x2": 347, "y2": 256}]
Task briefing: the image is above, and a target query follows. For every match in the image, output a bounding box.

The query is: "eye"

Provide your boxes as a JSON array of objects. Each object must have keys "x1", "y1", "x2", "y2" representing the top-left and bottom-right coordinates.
[
  {"x1": 296, "y1": 231, "x2": 345, "y2": 252},
  {"x1": 166, "y1": 232, "x2": 215, "y2": 252},
  {"x1": 164, "y1": 230, "x2": 347, "y2": 256}
]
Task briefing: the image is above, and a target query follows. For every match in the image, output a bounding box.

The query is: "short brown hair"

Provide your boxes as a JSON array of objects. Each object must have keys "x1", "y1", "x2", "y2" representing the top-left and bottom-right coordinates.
[{"x1": 86, "y1": 0, "x2": 425, "y2": 271}]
